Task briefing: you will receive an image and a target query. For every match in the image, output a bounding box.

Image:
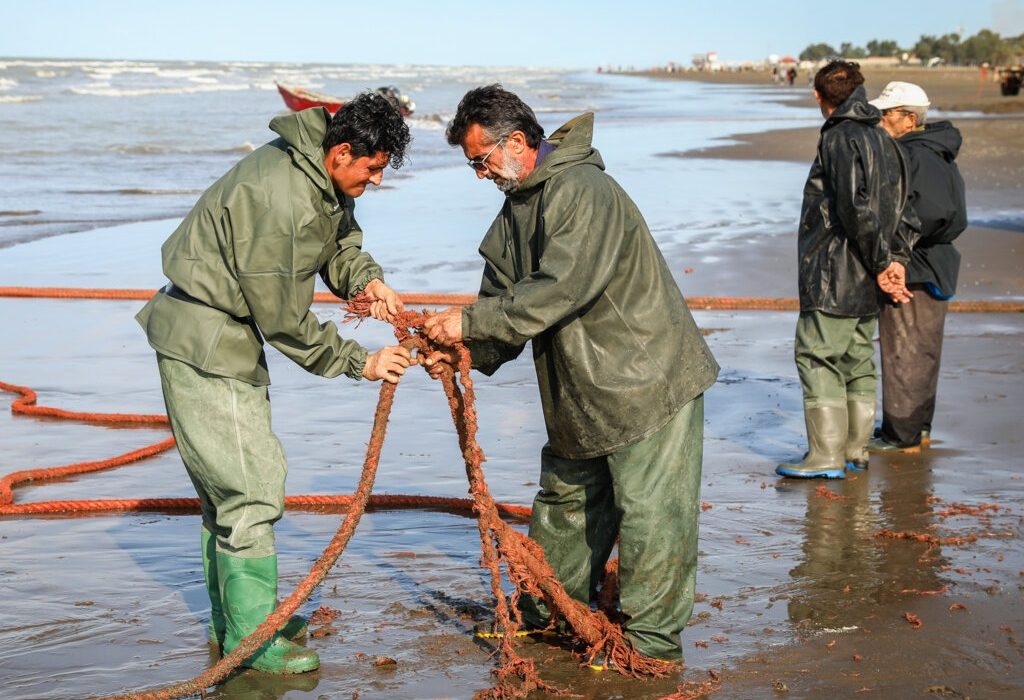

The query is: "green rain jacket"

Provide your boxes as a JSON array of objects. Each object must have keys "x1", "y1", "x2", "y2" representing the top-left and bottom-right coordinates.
[
  {"x1": 136, "y1": 108, "x2": 382, "y2": 386},
  {"x1": 462, "y1": 113, "x2": 719, "y2": 460}
]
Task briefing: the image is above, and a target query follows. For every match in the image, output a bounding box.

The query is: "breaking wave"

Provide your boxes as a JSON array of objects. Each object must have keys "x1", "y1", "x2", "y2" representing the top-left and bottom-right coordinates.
[
  {"x1": 110, "y1": 142, "x2": 256, "y2": 156},
  {"x1": 66, "y1": 188, "x2": 204, "y2": 196},
  {"x1": 68, "y1": 82, "x2": 252, "y2": 97}
]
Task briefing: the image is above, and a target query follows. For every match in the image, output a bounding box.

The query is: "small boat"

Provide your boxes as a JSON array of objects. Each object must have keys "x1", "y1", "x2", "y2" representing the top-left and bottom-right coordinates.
[{"x1": 275, "y1": 83, "x2": 415, "y2": 117}]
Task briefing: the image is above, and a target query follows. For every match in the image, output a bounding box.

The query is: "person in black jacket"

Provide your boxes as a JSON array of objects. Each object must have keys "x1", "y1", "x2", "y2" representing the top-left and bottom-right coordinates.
[
  {"x1": 867, "y1": 82, "x2": 967, "y2": 452},
  {"x1": 777, "y1": 61, "x2": 913, "y2": 480}
]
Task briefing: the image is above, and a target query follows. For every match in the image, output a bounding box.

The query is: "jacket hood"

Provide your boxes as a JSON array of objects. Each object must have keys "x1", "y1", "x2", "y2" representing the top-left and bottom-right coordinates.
[
  {"x1": 517, "y1": 112, "x2": 605, "y2": 192},
  {"x1": 823, "y1": 86, "x2": 880, "y2": 131},
  {"x1": 268, "y1": 107, "x2": 334, "y2": 197},
  {"x1": 900, "y1": 120, "x2": 962, "y2": 161}
]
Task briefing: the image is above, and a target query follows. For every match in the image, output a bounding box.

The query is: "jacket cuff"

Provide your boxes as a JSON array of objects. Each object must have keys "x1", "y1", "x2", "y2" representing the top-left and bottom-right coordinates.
[
  {"x1": 461, "y1": 296, "x2": 502, "y2": 341},
  {"x1": 348, "y1": 346, "x2": 369, "y2": 380},
  {"x1": 873, "y1": 254, "x2": 893, "y2": 276},
  {"x1": 350, "y1": 272, "x2": 383, "y2": 297}
]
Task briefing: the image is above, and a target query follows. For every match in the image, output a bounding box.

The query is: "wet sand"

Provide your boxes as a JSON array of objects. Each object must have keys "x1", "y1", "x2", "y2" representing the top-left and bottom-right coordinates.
[
  {"x1": 1, "y1": 75, "x2": 1023, "y2": 698},
  {"x1": 1, "y1": 298, "x2": 1021, "y2": 699}
]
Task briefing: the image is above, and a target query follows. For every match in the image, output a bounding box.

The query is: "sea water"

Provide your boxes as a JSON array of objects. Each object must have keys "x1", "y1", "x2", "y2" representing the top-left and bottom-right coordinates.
[{"x1": 0, "y1": 58, "x2": 820, "y2": 257}]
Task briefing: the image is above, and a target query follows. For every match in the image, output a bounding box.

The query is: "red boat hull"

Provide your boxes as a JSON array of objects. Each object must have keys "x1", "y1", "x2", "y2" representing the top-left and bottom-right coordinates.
[{"x1": 276, "y1": 83, "x2": 343, "y2": 114}]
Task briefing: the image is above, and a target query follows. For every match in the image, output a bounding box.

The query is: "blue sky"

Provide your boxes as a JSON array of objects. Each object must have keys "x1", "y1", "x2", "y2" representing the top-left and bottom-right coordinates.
[{"x1": 3, "y1": 0, "x2": 1022, "y2": 67}]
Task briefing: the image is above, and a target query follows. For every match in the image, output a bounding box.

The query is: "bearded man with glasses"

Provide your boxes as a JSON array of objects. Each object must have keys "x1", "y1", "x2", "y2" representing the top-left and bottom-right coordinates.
[{"x1": 420, "y1": 84, "x2": 719, "y2": 666}]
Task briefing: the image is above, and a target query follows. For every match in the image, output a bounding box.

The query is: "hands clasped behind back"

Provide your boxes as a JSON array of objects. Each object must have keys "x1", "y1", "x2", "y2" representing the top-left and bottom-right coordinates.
[{"x1": 876, "y1": 261, "x2": 914, "y2": 304}]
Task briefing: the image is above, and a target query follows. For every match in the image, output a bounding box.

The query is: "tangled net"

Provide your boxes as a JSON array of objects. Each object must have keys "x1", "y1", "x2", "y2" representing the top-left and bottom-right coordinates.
[{"x1": 351, "y1": 298, "x2": 677, "y2": 698}]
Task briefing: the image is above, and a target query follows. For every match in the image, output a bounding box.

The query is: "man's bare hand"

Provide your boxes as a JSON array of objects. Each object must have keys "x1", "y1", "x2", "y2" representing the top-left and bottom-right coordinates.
[
  {"x1": 362, "y1": 345, "x2": 412, "y2": 383},
  {"x1": 877, "y1": 262, "x2": 913, "y2": 304},
  {"x1": 363, "y1": 278, "x2": 404, "y2": 321},
  {"x1": 419, "y1": 348, "x2": 458, "y2": 380},
  {"x1": 422, "y1": 307, "x2": 463, "y2": 345}
]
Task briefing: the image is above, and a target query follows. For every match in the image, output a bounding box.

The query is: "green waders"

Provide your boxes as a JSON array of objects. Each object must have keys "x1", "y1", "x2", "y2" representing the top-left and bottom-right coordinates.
[
  {"x1": 778, "y1": 311, "x2": 877, "y2": 478},
  {"x1": 157, "y1": 354, "x2": 317, "y2": 672},
  {"x1": 520, "y1": 395, "x2": 704, "y2": 661}
]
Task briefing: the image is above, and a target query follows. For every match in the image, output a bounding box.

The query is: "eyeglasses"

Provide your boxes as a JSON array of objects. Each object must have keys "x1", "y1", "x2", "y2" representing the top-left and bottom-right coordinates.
[
  {"x1": 467, "y1": 137, "x2": 506, "y2": 172},
  {"x1": 883, "y1": 109, "x2": 914, "y2": 118}
]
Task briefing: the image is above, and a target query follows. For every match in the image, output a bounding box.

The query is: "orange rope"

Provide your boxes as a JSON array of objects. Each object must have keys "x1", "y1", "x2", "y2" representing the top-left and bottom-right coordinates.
[
  {"x1": 1, "y1": 286, "x2": 1019, "y2": 312},
  {"x1": 0, "y1": 380, "x2": 528, "y2": 522}
]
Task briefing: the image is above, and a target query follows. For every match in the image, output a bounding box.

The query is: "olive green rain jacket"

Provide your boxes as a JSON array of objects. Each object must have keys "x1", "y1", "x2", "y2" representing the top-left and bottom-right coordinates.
[
  {"x1": 136, "y1": 108, "x2": 382, "y2": 385},
  {"x1": 462, "y1": 113, "x2": 719, "y2": 460}
]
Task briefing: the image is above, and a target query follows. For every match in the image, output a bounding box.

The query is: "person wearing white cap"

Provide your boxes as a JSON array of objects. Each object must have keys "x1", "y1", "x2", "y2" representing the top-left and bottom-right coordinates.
[
  {"x1": 867, "y1": 81, "x2": 967, "y2": 454},
  {"x1": 776, "y1": 61, "x2": 914, "y2": 480}
]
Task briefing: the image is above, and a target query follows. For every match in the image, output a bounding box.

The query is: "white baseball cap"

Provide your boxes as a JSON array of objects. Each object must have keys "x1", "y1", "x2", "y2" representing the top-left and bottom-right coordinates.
[{"x1": 869, "y1": 81, "x2": 931, "y2": 110}]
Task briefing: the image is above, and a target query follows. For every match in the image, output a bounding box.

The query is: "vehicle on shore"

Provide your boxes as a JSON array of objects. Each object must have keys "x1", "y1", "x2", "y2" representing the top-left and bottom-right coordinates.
[{"x1": 999, "y1": 66, "x2": 1023, "y2": 96}]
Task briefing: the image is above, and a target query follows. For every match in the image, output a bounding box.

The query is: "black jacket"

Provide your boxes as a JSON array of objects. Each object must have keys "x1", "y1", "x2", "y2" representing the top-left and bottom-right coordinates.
[
  {"x1": 899, "y1": 121, "x2": 967, "y2": 299},
  {"x1": 798, "y1": 86, "x2": 911, "y2": 317}
]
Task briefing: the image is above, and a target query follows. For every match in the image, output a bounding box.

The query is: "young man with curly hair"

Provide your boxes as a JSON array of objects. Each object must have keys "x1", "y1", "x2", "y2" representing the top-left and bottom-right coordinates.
[{"x1": 136, "y1": 92, "x2": 412, "y2": 673}]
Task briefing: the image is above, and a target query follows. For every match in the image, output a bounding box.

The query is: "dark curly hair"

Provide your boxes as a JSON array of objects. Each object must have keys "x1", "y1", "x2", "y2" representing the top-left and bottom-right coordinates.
[
  {"x1": 814, "y1": 60, "x2": 865, "y2": 109},
  {"x1": 446, "y1": 84, "x2": 544, "y2": 149},
  {"x1": 323, "y1": 91, "x2": 411, "y2": 169}
]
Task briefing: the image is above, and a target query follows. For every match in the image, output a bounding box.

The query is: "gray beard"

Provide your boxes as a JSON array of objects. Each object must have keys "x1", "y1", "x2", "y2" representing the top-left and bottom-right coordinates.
[
  {"x1": 495, "y1": 176, "x2": 519, "y2": 193},
  {"x1": 492, "y1": 144, "x2": 524, "y2": 193}
]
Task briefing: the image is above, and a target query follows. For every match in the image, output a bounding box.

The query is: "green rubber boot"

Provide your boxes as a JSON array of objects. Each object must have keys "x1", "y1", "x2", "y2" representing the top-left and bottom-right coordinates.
[
  {"x1": 844, "y1": 399, "x2": 875, "y2": 471},
  {"x1": 217, "y1": 551, "x2": 320, "y2": 674},
  {"x1": 776, "y1": 405, "x2": 847, "y2": 479},
  {"x1": 201, "y1": 529, "x2": 307, "y2": 648}
]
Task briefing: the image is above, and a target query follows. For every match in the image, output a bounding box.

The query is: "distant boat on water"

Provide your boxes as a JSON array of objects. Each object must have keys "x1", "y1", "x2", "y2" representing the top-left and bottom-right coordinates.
[{"x1": 275, "y1": 83, "x2": 415, "y2": 117}]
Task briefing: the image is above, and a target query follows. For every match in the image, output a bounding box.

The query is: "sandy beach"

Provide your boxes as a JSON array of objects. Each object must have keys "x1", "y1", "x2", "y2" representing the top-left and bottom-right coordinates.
[{"x1": 0, "y1": 64, "x2": 1021, "y2": 699}]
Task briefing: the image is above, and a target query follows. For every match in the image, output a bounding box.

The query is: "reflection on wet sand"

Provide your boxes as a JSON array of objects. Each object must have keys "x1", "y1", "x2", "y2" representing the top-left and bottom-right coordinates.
[{"x1": 786, "y1": 458, "x2": 946, "y2": 631}]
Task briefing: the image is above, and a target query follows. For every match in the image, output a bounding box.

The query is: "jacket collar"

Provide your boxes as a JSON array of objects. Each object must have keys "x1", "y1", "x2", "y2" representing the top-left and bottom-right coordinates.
[
  {"x1": 822, "y1": 86, "x2": 880, "y2": 132},
  {"x1": 514, "y1": 112, "x2": 605, "y2": 194},
  {"x1": 268, "y1": 107, "x2": 339, "y2": 207}
]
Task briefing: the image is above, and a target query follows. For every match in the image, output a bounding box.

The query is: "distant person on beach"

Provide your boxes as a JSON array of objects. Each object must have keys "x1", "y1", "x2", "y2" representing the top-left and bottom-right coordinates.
[
  {"x1": 776, "y1": 60, "x2": 915, "y2": 480},
  {"x1": 867, "y1": 81, "x2": 967, "y2": 454},
  {"x1": 135, "y1": 93, "x2": 413, "y2": 674},
  {"x1": 420, "y1": 84, "x2": 720, "y2": 666}
]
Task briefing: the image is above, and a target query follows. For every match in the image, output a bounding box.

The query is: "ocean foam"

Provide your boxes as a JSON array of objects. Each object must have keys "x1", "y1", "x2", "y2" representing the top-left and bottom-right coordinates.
[{"x1": 69, "y1": 83, "x2": 252, "y2": 97}]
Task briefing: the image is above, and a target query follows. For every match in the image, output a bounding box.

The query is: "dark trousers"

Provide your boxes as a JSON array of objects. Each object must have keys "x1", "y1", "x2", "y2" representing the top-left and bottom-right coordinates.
[{"x1": 878, "y1": 288, "x2": 949, "y2": 446}]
